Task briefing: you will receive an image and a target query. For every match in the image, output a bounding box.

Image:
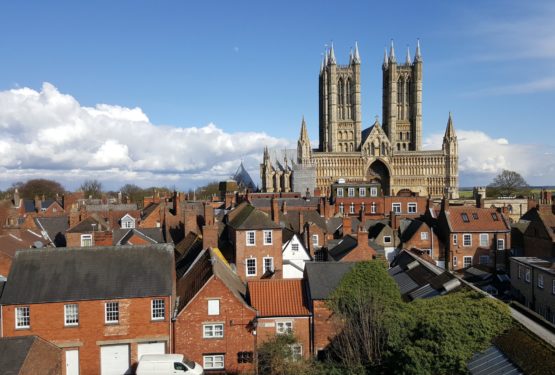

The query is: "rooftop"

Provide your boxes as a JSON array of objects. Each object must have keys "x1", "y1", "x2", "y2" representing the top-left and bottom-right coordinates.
[{"x1": 248, "y1": 279, "x2": 310, "y2": 317}]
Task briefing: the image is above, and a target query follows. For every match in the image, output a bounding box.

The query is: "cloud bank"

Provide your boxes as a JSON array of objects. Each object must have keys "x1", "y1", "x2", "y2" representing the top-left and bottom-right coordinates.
[{"x1": 0, "y1": 83, "x2": 289, "y2": 190}]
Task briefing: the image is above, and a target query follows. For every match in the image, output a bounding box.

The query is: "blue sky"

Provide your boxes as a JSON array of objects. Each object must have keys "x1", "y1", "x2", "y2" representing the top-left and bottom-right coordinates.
[{"x1": 0, "y1": 1, "x2": 554, "y2": 190}]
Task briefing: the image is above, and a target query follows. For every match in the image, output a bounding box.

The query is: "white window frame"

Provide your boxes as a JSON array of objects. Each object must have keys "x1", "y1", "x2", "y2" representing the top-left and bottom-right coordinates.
[
  {"x1": 276, "y1": 321, "x2": 293, "y2": 334},
  {"x1": 479, "y1": 255, "x2": 490, "y2": 265},
  {"x1": 370, "y1": 187, "x2": 378, "y2": 197},
  {"x1": 453, "y1": 256, "x2": 458, "y2": 268},
  {"x1": 463, "y1": 256, "x2": 472, "y2": 268},
  {"x1": 349, "y1": 203, "x2": 355, "y2": 214},
  {"x1": 263, "y1": 230, "x2": 273, "y2": 245},
  {"x1": 453, "y1": 234, "x2": 458, "y2": 245},
  {"x1": 408, "y1": 202, "x2": 417, "y2": 214},
  {"x1": 359, "y1": 187, "x2": 366, "y2": 197},
  {"x1": 463, "y1": 234, "x2": 472, "y2": 247},
  {"x1": 203, "y1": 323, "x2": 224, "y2": 338},
  {"x1": 392, "y1": 203, "x2": 401, "y2": 214},
  {"x1": 479, "y1": 233, "x2": 489, "y2": 247},
  {"x1": 339, "y1": 203, "x2": 344, "y2": 214},
  {"x1": 80, "y1": 234, "x2": 93, "y2": 247},
  {"x1": 64, "y1": 304, "x2": 79, "y2": 326},
  {"x1": 337, "y1": 188, "x2": 344, "y2": 197},
  {"x1": 208, "y1": 299, "x2": 220, "y2": 316},
  {"x1": 105, "y1": 302, "x2": 119, "y2": 324},
  {"x1": 538, "y1": 274, "x2": 544, "y2": 289},
  {"x1": 203, "y1": 354, "x2": 225, "y2": 370},
  {"x1": 497, "y1": 239, "x2": 505, "y2": 250},
  {"x1": 246, "y1": 258, "x2": 257, "y2": 277},
  {"x1": 15, "y1": 306, "x2": 30, "y2": 329},
  {"x1": 420, "y1": 231, "x2": 428, "y2": 240},
  {"x1": 371, "y1": 202, "x2": 376, "y2": 214},
  {"x1": 525, "y1": 268, "x2": 530, "y2": 283},
  {"x1": 347, "y1": 187, "x2": 355, "y2": 197},
  {"x1": 246, "y1": 231, "x2": 256, "y2": 246},
  {"x1": 383, "y1": 236, "x2": 391, "y2": 244},
  {"x1": 151, "y1": 299, "x2": 165, "y2": 320},
  {"x1": 263, "y1": 257, "x2": 274, "y2": 273},
  {"x1": 312, "y1": 234, "x2": 319, "y2": 247},
  {"x1": 290, "y1": 344, "x2": 302, "y2": 359}
]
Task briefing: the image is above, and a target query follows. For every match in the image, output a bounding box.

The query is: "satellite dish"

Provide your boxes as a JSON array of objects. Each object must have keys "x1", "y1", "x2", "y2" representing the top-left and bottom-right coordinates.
[{"x1": 33, "y1": 241, "x2": 44, "y2": 248}]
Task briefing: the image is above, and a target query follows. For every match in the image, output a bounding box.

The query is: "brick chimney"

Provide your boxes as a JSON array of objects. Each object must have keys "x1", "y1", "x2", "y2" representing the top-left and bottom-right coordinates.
[
  {"x1": 441, "y1": 195, "x2": 449, "y2": 211},
  {"x1": 281, "y1": 201, "x2": 287, "y2": 215},
  {"x1": 184, "y1": 207, "x2": 199, "y2": 235},
  {"x1": 271, "y1": 197, "x2": 279, "y2": 225},
  {"x1": 204, "y1": 202, "x2": 214, "y2": 226},
  {"x1": 34, "y1": 195, "x2": 41, "y2": 212},
  {"x1": 342, "y1": 216, "x2": 352, "y2": 236},
  {"x1": 69, "y1": 205, "x2": 80, "y2": 228},
  {"x1": 298, "y1": 211, "x2": 304, "y2": 234},
  {"x1": 202, "y1": 219, "x2": 218, "y2": 250}
]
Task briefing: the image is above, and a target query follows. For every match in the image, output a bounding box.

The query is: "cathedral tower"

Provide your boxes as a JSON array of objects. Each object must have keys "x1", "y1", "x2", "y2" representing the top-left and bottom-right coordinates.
[
  {"x1": 297, "y1": 116, "x2": 312, "y2": 164},
  {"x1": 442, "y1": 112, "x2": 459, "y2": 198},
  {"x1": 382, "y1": 40, "x2": 423, "y2": 152},
  {"x1": 319, "y1": 43, "x2": 362, "y2": 153}
]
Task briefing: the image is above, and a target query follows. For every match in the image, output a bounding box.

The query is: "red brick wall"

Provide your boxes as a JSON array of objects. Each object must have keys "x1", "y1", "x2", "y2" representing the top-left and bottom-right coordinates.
[
  {"x1": 20, "y1": 338, "x2": 62, "y2": 375},
  {"x1": 1, "y1": 296, "x2": 171, "y2": 374},
  {"x1": 66, "y1": 232, "x2": 86, "y2": 247},
  {"x1": 256, "y1": 316, "x2": 311, "y2": 359},
  {"x1": 174, "y1": 277, "x2": 256, "y2": 373},
  {"x1": 449, "y1": 232, "x2": 511, "y2": 270},
  {"x1": 402, "y1": 223, "x2": 444, "y2": 260},
  {"x1": 312, "y1": 300, "x2": 341, "y2": 356},
  {"x1": 140, "y1": 206, "x2": 162, "y2": 229},
  {"x1": 0, "y1": 252, "x2": 12, "y2": 277},
  {"x1": 234, "y1": 228, "x2": 283, "y2": 282}
]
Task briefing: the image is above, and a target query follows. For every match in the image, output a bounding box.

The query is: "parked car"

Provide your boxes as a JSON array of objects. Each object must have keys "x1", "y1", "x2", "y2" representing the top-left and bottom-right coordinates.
[{"x1": 136, "y1": 354, "x2": 204, "y2": 375}]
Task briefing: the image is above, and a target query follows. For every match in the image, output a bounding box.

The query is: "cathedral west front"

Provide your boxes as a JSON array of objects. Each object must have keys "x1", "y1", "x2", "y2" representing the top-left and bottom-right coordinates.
[{"x1": 261, "y1": 41, "x2": 459, "y2": 198}]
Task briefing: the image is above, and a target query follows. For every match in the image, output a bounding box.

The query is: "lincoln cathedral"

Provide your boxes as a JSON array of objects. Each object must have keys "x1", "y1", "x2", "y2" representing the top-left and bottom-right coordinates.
[{"x1": 261, "y1": 41, "x2": 459, "y2": 198}]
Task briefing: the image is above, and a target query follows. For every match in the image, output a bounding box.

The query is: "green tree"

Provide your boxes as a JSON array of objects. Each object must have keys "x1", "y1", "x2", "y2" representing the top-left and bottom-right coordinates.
[
  {"x1": 257, "y1": 333, "x2": 314, "y2": 375},
  {"x1": 488, "y1": 169, "x2": 530, "y2": 197},
  {"x1": 15, "y1": 179, "x2": 65, "y2": 199},
  {"x1": 80, "y1": 179, "x2": 102, "y2": 199}
]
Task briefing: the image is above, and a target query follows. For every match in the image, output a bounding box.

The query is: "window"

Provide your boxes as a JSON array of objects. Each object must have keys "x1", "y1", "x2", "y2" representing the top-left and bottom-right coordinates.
[
  {"x1": 237, "y1": 351, "x2": 254, "y2": 363},
  {"x1": 339, "y1": 203, "x2": 344, "y2": 214},
  {"x1": 472, "y1": 213, "x2": 479, "y2": 220},
  {"x1": 408, "y1": 203, "x2": 417, "y2": 214},
  {"x1": 80, "y1": 234, "x2": 93, "y2": 247},
  {"x1": 151, "y1": 299, "x2": 165, "y2": 320},
  {"x1": 525, "y1": 268, "x2": 530, "y2": 283},
  {"x1": 392, "y1": 203, "x2": 401, "y2": 214},
  {"x1": 276, "y1": 321, "x2": 293, "y2": 334},
  {"x1": 64, "y1": 304, "x2": 79, "y2": 326},
  {"x1": 105, "y1": 302, "x2": 119, "y2": 323},
  {"x1": 453, "y1": 256, "x2": 458, "y2": 268},
  {"x1": 383, "y1": 236, "x2": 391, "y2": 244},
  {"x1": 349, "y1": 203, "x2": 355, "y2": 214},
  {"x1": 453, "y1": 234, "x2": 458, "y2": 245},
  {"x1": 359, "y1": 187, "x2": 366, "y2": 197},
  {"x1": 370, "y1": 187, "x2": 378, "y2": 197},
  {"x1": 263, "y1": 230, "x2": 273, "y2": 245},
  {"x1": 538, "y1": 274, "x2": 544, "y2": 289},
  {"x1": 290, "y1": 344, "x2": 302, "y2": 359},
  {"x1": 337, "y1": 188, "x2": 344, "y2": 197},
  {"x1": 15, "y1": 306, "x2": 30, "y2": 329},
  {"x1": 479, "y1": 234, "x2": 489, "y2": 247},
  {"x1": 461, "y1": 213, "x2": 469, "y2": 223},
  {"x1": 463, "y1": 256, "x2": 472, "y2": 268},
  {"x1": 312, "y1": 234, "x2": 319, "y2": 247},
  {"x1": 203, "y1": 324, "x2": 224, "y2": 338},
  {"x1": 479, "y1": 255, "x2": 490, "y2": 265},
  {"x1": 421, "y1": 231, "x2": 428, "y2": 240},
  {"x1": 246, "y1": 231, "x2": 255, "y2": 246},
  {"x1": 246, "y1": 258, "x2": 257, "y2": 277},
  {"x1": 291, "y1": 243, "x2": 299, "y2": 252},
  {"x1": 371, "y1": 202, "x2": 377, "y2": 214},
  {"x1": 174, "y1": 363, "x2": 187, "y2": 371},
  {"x1": 263, "y1": 257, "x2": 274, "y2": 273},
  {"x1": 491, "y1": 212, "x2": 499, "y2": 221},
  {"x1": 203, "y1": 355, "x2": 224, "y2": 370},
  {"x1": 348, "y1": 188, "x2": 355, "y2": 197},
  {"x1": 497, "y1": 239, "x2": 505, "y2": 250},
  {"x1": 208, "y1": 299, "x2": 220, "y2": 315},
  {"x1": 463, "y1": 234, "x2": 472, "y2": 247}
]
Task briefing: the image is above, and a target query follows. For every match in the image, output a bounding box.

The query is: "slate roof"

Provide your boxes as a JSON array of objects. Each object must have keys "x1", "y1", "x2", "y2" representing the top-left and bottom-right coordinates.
[
  {"x1": 86, "y1": 203, "x2": 138, "y2": 212},
  {"x1": 304, "y1": 262, "x2": 356, "y2": 300},
  {"x1": 250, "y1": 197, "x2": 320, "y2": 210},
  {"x1": 226, "y1": 203, "x2": 280, "y2": 230},
  {"x1": 23, "y1": 199, "x2": 35, "y2": 213},
  {"x1": 112, "y1": 228, "x2": 164, "y2": 245},
  {"x1": 399, "y1": 218, "x2": 426, "y2": 242},
  {"x1": 66, "y1": 216, "x2": 108, "y2": 233},
  {"x1": 327, "y1": 236, "x2": 358, "y2": 261},
  {"x1": 467, "y1": 345, "x2": 523, "y2": 375},
  {"x1": 445, "y1": 206, "x2": 510, "y2": 232},
  {"x1": 34, "y1": 216, "x2": 68, "y2": 246},
  {"x1": 0, "y1": 336, "x2": 37, "y2": 374},
  {"x1": 175, "y1": 232, "x2": 204, "y2": 279},
  {"x1": 280, "y1": 210, "x2": 327, "y2": 233},
  {"x1": 0, "y1": 244, "x2": 174, "y2": 305},
  {"x1": 248, "y1": 279, "x2": 310, "y2": 317}
]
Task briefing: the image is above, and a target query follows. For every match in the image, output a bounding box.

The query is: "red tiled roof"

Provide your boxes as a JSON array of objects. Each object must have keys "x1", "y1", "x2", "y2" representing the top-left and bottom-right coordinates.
[
  {"x1": 446, "y1": 206, "x2": 510, "y2": 232},
  {"x1": 248, "y1": 279, "x2": 310, "y2": 317}
]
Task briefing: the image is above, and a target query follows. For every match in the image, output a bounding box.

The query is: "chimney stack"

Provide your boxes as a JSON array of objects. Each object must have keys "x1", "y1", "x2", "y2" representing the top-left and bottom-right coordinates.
[
  {"x1": 281, "y1": 201, "x2": 287, "y2": 215},
  {"x1": 271, "y1": 197, "x2": 280, "y2": 224},
  {"x1": 342, "y1": 216, "x2": 352, "y2": 236},
  {"x1": 204, "y1": 202, "x2": 214, "y2": 226}
]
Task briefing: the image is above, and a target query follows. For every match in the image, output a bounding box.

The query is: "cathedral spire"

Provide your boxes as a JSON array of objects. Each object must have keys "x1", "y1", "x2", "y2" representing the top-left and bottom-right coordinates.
[
  {"x1": 329, "y1": 42, "x2": 336, "y2": 65},
  {"x1": 320, "y1": 57, "x2": 324, "y2": 74},
  {"x1": 389, "y1": 40, "x2": 396, "y2": 63},
  {"x1": 405, "y1": 45, "x2": 411, "y2": 65},
  {"x1": 444, "y1": 112, "x2": 456, "y2": 139},
  {"x1": 414, "y1": 39, "x2": 422, "y2": 62},
  {"x1": 299, "y1": 116, "x2": 309, "y2": 141},
  {"x1": 383, "y1": 47, "x2": 389, "y2": 68},
  {"x1": 349, "y1": 48, "x2": 353, "y2": 65},
  {"x1": 353, "y1": 41, "x2": 361, "y2": 64}
]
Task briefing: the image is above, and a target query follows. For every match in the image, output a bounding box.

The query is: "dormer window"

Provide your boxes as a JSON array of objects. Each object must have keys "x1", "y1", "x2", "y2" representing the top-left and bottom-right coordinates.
[{"x1": 121, "y1": 214, "x2": 136, "y2": 229}]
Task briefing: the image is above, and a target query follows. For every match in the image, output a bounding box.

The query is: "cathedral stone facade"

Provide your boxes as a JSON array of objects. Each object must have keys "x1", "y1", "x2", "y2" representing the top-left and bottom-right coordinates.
[{"x1": 261, "y1": 41, "x2": 459, "y2": 198}]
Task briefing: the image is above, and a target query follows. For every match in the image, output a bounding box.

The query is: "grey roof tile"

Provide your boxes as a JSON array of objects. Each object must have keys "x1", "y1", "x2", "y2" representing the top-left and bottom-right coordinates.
[{"x1": 305, "y1": 262, "x2": 356, "y2": 300}]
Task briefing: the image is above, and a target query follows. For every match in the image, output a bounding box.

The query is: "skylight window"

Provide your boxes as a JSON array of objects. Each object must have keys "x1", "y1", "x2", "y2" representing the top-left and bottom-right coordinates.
[
  {"x1": 491, "y1": 213, "x2": 498, "y2": 221},
  {"x1": 461, "y1": 213, "x2": 469, "y2": 223},
  {"x1": 472, "y1": 213, "x2": 478, "y2": 220}
]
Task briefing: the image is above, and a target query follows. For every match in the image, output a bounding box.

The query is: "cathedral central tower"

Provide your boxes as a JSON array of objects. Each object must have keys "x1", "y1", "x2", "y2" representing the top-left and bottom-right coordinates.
[{"x1": 319, "y1": 43, "x2": 362, "y2": 153}]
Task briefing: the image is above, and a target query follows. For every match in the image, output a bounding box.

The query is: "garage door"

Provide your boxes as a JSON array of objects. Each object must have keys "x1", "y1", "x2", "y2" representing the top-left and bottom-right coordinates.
[
  {"x1": 137, "y1": 342, "x2": 166, "y2": 360},
  {"x1": 65, "y1": 349, "x2": 79, "y2": 375},
  {"x1": 100, "y1": 344, "x2": 129, "y2": 375}
]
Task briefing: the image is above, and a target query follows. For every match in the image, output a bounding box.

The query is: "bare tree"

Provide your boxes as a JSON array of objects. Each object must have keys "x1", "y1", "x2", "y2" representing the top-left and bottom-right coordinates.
[
  {"x1": 80, "y1": 179, "x2": 102, "y2": 199},
  {"x1": 488, "y1": 170, "x2": 529, "y2": 197}
]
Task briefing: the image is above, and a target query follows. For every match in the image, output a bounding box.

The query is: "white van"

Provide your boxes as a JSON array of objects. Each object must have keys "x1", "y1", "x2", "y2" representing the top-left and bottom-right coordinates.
[{"x1": 136, "y1": 354, "x2": 204, "y2": 375}]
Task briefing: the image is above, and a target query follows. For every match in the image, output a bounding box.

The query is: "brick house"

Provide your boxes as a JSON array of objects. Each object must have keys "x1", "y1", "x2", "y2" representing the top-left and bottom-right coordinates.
[
  {"x1": 174, "y1": 248, "x2": 256, "y2": 373},
  {"x1": 304, "y1": 262, "x2": 356, "y2": 358},
  {"x1": 224, "y1": 202, "x2": 283, "y2": 281},
  {"x1": 0, "y1": 244, "x2": 175, "y2": 375},
  {"x1": 327, "y1": 226, "x2": 379, "y2": 262},
  {"x1": 438, "y1": 199, "x2": 511, "y2": 271},
  {"x1": 65, "y1": 216, "x2": 109, "y2": 247},
  {"x1": 0, "y1": 230, "x2": 48, "y2": 277},
  {"x1": 248, "y1": 279, "x2": 311, "y2": 359},
  {"x1": 520, "y1": 206, "x2": 555, "y2": 258},
  {"x1": 0, "y1": 335, "x2": 62, "y2": 375},
  {"x1": 399, "y1": 218, "x2": 444, "y2": 267}
]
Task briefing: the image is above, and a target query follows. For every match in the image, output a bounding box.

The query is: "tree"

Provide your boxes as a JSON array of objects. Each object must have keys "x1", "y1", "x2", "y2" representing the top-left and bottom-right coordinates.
[
  {"x1": 15, "y1": 179, "x2": 65, "y2": 199},
  {"x1": 257, "y1": 333, "x2": 315, "y2": 375},
  {"x1": 80, "y1": 179, "x2": 102, "y2": 199},
  {"x1": 488, "y1": 170, "x2": 529, "y2": 197},
  {"x1": 120, "y1": 184, "x2": 144, "y2": 204}
]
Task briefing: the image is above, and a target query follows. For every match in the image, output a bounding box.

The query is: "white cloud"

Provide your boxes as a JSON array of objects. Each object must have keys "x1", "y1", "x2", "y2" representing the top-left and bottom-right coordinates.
[
  {"x1": 424, "y1": 129, "x2": 555, "y2": 186},
  {"x1": 0, "y1": 83, "x2": 290, "y2": 190}
]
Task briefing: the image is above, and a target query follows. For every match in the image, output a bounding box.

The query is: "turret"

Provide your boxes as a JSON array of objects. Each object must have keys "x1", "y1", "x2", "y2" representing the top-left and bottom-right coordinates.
[
  {"x1": 442, "y1": 112, "x2": 459, "y2": 199},
  {"x1": 442, "y1": 112, "x2": 457, "y2": 154},
  {"x1": 353, "y1": 41, "x2": 361, "y2": 64},
  {"x1": 297, "y1": 116, "x2": 312, "y2": 164}
]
